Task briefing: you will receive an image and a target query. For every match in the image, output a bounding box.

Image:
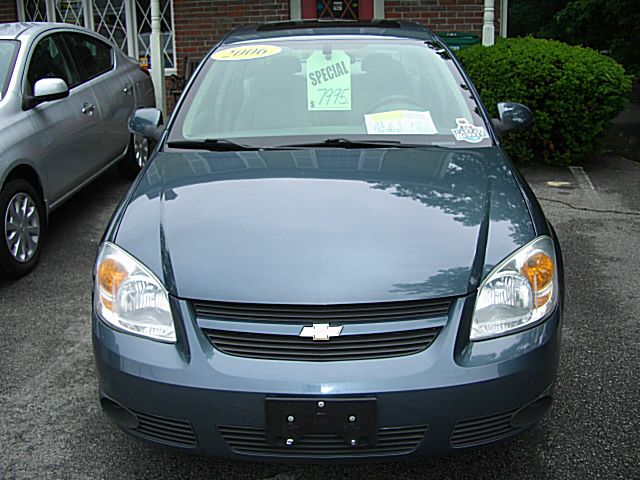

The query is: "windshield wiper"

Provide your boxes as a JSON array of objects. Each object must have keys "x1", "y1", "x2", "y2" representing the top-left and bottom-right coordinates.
[
  {"x1": 167, "y1": 139, "x2": 261, "y2": 151},
  {"x1": 277, "y1": 138, "x2": 429, "y2": 149}
]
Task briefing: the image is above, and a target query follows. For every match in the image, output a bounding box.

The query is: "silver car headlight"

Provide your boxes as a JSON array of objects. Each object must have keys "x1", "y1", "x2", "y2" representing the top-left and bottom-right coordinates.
[
  {"x1": 94, "y1": 242, "x2": 175, "y2": 342},
  {"x1": 471, "y1": 236, "x2": 558, "y2": 341}
]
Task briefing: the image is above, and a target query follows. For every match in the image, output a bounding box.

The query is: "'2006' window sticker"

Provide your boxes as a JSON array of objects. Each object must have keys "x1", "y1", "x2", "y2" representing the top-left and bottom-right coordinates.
[
  {"x1": 306, "y1": 51, "x2": 351, "y2": 111},
  {"x1": 364, "y1": 110, "x2": 437, "y2": 135},
  {"x1": 211, "y1": 45, "x2": 282, "y2": 61},
  {"x1": 451, "y1": 118, "x2": 489, "y2": 143}
]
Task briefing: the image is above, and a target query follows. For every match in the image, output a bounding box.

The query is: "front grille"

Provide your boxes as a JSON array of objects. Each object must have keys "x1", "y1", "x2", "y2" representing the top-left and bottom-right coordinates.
[
  {"x1": 450, "y1": 409, "x2": 520, "y2": 448},
  {"x1": 129, "y1": 410, "x2": 197, "y2": 448},
  {"x1": 204, "y1": 327, "x2": 441, "y2": 361},
  {"x1": 219, "y1": 425, "x2": 427, "y2": 457},
  {"x1": 192, "y1": 298, "x2": 451, "y2": 323}
]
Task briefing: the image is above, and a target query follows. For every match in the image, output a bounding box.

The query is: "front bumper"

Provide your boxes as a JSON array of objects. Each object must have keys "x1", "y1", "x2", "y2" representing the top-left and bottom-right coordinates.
[{"x1": 92, "y1": 295, "x2": 561, "y2": 461}]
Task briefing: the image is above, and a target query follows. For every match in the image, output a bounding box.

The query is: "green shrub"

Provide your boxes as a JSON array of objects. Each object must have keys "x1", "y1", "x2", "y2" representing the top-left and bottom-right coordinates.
[{"x1": 457, "y1": 37, "x2": 631, "y2": 164}]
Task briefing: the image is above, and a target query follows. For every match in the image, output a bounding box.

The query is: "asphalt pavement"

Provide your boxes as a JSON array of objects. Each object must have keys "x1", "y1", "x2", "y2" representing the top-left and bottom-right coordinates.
[{"x1": 1, "y1": 155, "x2": 639, "y2": 479}]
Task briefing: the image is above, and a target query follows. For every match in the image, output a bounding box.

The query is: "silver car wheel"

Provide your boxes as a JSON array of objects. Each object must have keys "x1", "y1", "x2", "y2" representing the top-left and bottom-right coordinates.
[
  {"x1": 133, "y1": 135, "x2": 150, "y2": 168},
  {"x1": 4, "y1": 192, "x2": 40, "y2": 263}
]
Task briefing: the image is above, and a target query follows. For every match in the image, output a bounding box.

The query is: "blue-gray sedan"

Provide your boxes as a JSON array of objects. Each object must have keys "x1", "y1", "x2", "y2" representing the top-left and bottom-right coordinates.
[
  {"x1": 93, "y1": 20, "x2": 563, "y2": 461},
  {"x1": 0, "y1": 23, "x2": 154, "y2": 278}
]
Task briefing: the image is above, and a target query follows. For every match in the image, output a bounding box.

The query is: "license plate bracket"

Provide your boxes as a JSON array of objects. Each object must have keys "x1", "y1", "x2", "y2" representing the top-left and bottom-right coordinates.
[{"x1": 265, "y1": 397, "x2": 377, "y2": 448}]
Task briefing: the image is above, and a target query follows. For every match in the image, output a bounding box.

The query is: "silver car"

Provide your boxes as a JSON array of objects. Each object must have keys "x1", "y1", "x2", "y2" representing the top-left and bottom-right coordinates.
[{"x1": 0, "y1": 23, "x2": 155, "y2": 278}]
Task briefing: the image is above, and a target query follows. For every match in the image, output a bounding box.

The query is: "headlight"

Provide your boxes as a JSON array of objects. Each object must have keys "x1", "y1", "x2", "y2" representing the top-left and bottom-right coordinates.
[
  {"x1": 94, "y1": 242, "x2": 176, "y2": 342},
  {"x1": 471, "y1": 236, "x2": 558, "y2": 341}
]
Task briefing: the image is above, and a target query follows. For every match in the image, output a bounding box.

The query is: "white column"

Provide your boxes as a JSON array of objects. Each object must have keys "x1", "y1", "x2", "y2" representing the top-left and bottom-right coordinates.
[
  {"x1": 16, "y1": 0, "x2": 25, "y2": 22},
  {"x1": 125, "y1": 0, "x2": 138, "y2": 58},
  {"x1": 289, "y1": 0, "x2": 300, "y2": 20},
  {"x1": 500, "y1": 0, "x2": 508, "y2": 38},
  {"x1": 150, "y1": 0, "x2": 166, "y2": 115},
  {"x1": 373, "y1": 0, "x2": 384, "y2": 19},
  {"x1": 45, "y1": 0, "x2": 56, "y2": 21},
  {"x1": 482, "y1": 0, "x2": 495, "y2": 46},
  {"x1": 83, "y1": 0, "x2": 94, "y2": 30}
]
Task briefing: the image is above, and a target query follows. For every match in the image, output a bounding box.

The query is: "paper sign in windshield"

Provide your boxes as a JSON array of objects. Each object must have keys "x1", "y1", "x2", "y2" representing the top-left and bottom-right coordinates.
[
  {"x1": 211, "y1": 45, "x2": 282, "y2": 61},
  {"x1": 306, "y1": 51, "x2": 351, "y2": 111},
  {"x1": 451, "y1": 118, "x2": 489, "y2": 143},
  {"x1": 364, "y1": 110, "x2": 437, "y2": 135}
]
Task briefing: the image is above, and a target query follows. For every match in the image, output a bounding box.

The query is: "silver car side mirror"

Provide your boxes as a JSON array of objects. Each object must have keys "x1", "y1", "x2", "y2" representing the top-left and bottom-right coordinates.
[
  {"x1": 128, "y1": 107, "x2": 164, "y2": 142},
  {"x1": 23, "y1": 77, "x2": 69, "y2": 110}
]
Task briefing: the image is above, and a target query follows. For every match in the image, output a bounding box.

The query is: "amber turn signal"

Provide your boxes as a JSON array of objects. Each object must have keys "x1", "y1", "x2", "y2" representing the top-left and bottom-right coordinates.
[
  {"x1": 520, "y1": 252, "x2": 554, "y2": 292},
  {"x1": 97, "y1": 258, "x2": 128, "y2": 309}
]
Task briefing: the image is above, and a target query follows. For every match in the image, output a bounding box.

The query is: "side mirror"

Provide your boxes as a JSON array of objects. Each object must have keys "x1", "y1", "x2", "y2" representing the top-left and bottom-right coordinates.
[
  {"x1": 23, "y1": 78, "x2": 69, "y2": 110},
  {"x1": 128, "y1": 107, "x2": 164, "y2": 142},
  {"x1": 491, "y1": 102, "x2": 533, "y2": 135}
]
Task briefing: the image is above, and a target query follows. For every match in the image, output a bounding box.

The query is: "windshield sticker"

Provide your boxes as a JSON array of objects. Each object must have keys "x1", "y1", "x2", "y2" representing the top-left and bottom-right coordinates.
[
  {"x1": 306, "y1": 51, "x2": 351, "y2": 111},
  {"x1": 364, "y1": 110, "x2": 438, "y2": 135},
  {"x1": 211, "y1": 45, "x2": 282, "y2": 61},
  {"x1": 451, "y1": 118, "x2": 489, "y2": 143}
]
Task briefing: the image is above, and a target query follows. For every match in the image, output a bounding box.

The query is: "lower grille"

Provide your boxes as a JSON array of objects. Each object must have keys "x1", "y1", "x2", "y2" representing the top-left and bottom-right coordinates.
[
  {"x1": 450, "y1": 409, "x2": 519, "y2": 447},
  {"x1": 204, "y1": 327, "x2": 441, "y2": 361},
  {"x1": 219, "y1": 425, "x2": 427, "y2": 457},
  {"x1": 129, "y1": 410, "x2": 197, "y2": 448}
]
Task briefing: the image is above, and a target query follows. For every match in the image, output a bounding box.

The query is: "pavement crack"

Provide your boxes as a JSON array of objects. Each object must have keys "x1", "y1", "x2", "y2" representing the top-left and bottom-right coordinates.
[{"x1": 538, "y1": 197, "x2": 640, "y2": 216}]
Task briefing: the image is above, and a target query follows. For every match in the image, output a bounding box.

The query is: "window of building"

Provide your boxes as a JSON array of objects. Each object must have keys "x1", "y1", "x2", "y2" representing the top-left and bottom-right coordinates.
[
  {"x1": 18, "y1": 0, "x2": 176, "y2": 74},
  {"x1": 55, "y1": 0, "x2": 85, "y2": 25}
]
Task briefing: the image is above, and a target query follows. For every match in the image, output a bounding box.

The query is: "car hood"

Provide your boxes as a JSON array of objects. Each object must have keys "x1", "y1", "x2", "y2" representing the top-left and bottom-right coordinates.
[{"x1": 113, "y1": 147, "x2": 535, "y2": 303}]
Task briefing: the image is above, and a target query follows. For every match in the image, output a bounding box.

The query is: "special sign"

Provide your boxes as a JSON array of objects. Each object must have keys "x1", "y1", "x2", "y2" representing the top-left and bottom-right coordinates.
[{"x1": 306, "y1": 51, "x2": 351, "y2": 111}]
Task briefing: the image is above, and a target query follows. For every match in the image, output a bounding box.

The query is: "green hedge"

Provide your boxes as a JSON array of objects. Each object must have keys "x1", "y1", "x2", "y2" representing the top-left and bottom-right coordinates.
[{"x1": 457, "y1": 37, "x2": 631, "y2": 164}]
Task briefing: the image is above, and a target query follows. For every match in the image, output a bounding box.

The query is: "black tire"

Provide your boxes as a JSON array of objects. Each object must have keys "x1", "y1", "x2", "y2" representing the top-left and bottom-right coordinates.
[
  {"x1": 0, "y1": 179, "x2": 45, "y2": 279},
  {"x1": 118, "y1": 134, "x2": 152, "y2": 179}
]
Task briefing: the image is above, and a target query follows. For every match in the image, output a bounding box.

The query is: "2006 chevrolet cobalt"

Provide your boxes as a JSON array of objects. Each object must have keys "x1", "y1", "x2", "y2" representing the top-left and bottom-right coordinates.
[{"x1": 92, "y1": 20, "x2": 563, "y2": 460}]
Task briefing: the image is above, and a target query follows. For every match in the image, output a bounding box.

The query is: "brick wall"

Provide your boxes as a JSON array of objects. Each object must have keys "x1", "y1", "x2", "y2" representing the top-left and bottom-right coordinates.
[
  {"x1": 0, "y1": 3, "x2": 19, "y2": 23},
  {"x1": 172, "y1": 1, "x2": 497, "y2": 73},
  {"x1": 385, "y1": 0, "x2": 498, "y2": 35},
  {"x1": 167, "y1": 0, "x2": 289, "y2": 111},
  {"x1": 173, "y1": 0, "x2": 289, "y2": 77}
]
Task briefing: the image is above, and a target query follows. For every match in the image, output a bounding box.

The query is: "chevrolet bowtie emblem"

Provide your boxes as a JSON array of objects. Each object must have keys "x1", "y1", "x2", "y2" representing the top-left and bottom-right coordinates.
[{"x1": 299, "y1": 323, "x2": 343, "y2": 341}]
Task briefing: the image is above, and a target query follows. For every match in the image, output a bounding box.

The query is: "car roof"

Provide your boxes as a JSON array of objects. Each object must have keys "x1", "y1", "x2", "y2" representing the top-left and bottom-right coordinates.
[
  {"x1": 223, "y1": 19, "x2": 437, "y2": 45},
  {"x1": 0, "y1": 22, "x2": 93, "y2": 41}
]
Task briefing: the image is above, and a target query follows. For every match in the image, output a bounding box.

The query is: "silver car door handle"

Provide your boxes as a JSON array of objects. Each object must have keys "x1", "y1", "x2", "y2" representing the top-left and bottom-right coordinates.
[
  {"x1": 82, "y1": 102, "x2": 95, "y2": 115},
  {"x1": 123, "y1": 83, "x2": 133, "y2": 95}
]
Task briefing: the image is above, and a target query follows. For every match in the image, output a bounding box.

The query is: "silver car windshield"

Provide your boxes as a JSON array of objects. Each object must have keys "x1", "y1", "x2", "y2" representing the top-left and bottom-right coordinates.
[
  {"x1": 0, "y1": 40, "x2": 18, "y2": 100},
  {"x1": 170, "y1": 36, "x2": 491, "y2": 147}
]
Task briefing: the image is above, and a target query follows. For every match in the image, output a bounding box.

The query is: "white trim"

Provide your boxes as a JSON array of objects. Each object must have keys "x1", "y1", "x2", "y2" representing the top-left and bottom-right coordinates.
[
  {"x1": 16, "y1": 0, "x2": 25, "y2": 22},
  {"x1": 373, "y1": 0, "x2": 384, "y2": 19},
  {"x1": 150, "y1": 0, "x2": 166, "y2": 114},
  {"x1": 169, "y1": 0, "x2": 177, "y2": 70},
  {"x1": 45, "y1": 0, "x2": 56, "y2": 21},
  {"x1": 500, "y1": 0, "x2": 508, "y2": 38},
  {"x1": 289, "y1": 0, "x2": 300, "y2": 20},
  {"x1": 482, "y1": 0, "x2": 495, "y2": 47},
  {"x1": 83, "y1": 0, "x2": 94, "y2": 30},
  {"x1": 125, "y1": 0, "x2": 138, "y2": 58},
  {"x1": 150, "y1": 67, "x2": 176, "y2": 76}
]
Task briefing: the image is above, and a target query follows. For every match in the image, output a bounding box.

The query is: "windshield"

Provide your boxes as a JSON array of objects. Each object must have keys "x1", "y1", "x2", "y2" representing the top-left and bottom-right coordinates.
[
  {"x1": 0, "y1": 40, "x2": 18, "y2": 101},
  {"x1": 169, "y1": 36, "x2": 491, "y2": 148}
]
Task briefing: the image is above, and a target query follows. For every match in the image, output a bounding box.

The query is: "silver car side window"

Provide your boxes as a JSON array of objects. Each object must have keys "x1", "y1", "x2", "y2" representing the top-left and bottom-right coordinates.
[{"x1": 26, "y1": 34, "x2": 78, "y2": 94}]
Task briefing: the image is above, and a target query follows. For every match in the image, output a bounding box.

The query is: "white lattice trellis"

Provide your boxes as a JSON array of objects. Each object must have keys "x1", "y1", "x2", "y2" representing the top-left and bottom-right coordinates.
[
  {"x1": 18, "y1": 0, "x2": 176, "y2": 74},
  {"x1": 135, "y1": 0, "x2": 176, "y2": 70},
  {"x1": 24, "y1": 0, "x2": 47, "y2": 21},
  {"x1": 55, "y1": 0, "x2": 85, "y2": 25},
  {"x1": 92, "y1": 0, "x2": 129, "y2": 52}
]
